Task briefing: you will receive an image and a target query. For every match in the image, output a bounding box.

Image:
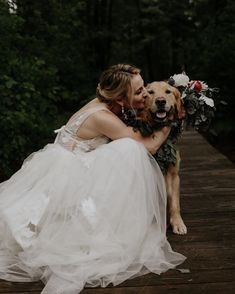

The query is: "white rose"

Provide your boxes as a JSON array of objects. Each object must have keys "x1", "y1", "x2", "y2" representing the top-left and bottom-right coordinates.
[
  {"x1": 172, "y1": 73, "x2": 190, "y2": 87},
  {"x1": 199, "y1": 94, "x2": 214, "y2": 107}
]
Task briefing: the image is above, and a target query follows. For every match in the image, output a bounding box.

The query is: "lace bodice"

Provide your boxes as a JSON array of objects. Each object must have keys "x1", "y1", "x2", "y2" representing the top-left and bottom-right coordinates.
[{"x1": 54, "y1": 106, "x2": 110, "y2": 152}]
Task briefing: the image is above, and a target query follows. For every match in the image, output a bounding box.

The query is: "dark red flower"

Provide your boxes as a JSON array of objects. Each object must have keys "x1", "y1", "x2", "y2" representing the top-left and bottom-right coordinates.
[{"x1": 192, "y1": 81, "x2": 203, "y2": 92}]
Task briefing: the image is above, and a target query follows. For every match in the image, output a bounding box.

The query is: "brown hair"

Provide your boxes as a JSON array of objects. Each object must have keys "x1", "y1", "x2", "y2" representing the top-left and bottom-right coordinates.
[{"x1": 96, "y1": 64, "x2": 140, "y2": 104}]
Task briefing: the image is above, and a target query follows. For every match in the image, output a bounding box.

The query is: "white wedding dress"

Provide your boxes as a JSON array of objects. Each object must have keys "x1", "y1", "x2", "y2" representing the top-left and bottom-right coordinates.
[{"x1": 0, "y1": 105, "x2": 186, "y2": 293}]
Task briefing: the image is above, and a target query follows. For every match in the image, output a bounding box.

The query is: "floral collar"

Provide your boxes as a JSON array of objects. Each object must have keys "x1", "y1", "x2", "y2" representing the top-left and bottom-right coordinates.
[{"x1": 120, "y1": 109, "x2": 183, "y2": 173}]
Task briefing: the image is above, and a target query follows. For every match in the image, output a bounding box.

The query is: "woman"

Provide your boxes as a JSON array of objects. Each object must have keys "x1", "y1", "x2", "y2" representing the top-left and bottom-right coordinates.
[{"x1": 0, "y1": 64, "x2": 186, "y2": 293}]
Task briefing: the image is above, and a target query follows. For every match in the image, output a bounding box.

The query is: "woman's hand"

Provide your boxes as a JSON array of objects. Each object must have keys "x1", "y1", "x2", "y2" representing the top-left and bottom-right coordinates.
[{"x1": 143, "y1": 127, "x2": 171, "y2": 154}]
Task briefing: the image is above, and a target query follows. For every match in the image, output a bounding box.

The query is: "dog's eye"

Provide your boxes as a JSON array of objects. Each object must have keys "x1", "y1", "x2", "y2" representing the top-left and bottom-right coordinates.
[
  {"x1": 148, "y1": 90, "x2": 154, "y2": 94},
  {"x1": 165, "y1": 89, "x2": 171, "y2": 94}
]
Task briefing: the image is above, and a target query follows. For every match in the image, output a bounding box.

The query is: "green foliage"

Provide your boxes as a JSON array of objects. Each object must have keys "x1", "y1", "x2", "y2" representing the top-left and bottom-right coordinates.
[
  {"x1": 0, "y1": 57, "x2": 62, "y2": 177},
  {"x1": 187, "y1": 0, "x2": 235, "y2": 138}
]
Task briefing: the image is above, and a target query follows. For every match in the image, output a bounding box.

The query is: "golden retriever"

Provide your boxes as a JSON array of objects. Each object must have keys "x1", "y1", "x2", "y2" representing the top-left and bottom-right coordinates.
[{"x1": 146, "y1": 81, "x2": 187, "y2": 235}]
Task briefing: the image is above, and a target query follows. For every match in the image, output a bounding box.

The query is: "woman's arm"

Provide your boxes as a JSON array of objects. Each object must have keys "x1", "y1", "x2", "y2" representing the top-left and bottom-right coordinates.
[
  {"x1": 91, "y1": 110, "x2": 170, "y2": 154},
  {"x1": 144, "y1": 127, "x2": 171, "y2": 154}
]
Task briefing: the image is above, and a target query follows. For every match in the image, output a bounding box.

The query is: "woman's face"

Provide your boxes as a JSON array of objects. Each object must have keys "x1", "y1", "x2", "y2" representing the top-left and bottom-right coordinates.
[{"x1": 125, "y1": 74, "x2": 148, "y2": 110}]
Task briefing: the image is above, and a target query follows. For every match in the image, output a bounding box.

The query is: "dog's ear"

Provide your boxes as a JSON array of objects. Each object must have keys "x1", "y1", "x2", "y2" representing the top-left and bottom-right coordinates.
[
  {"x1": 172, "y1": 87, "x2": 186, "y2": 119},
  {"x1": 138, "y1": 109, "x2": 151, "y2": 122}
]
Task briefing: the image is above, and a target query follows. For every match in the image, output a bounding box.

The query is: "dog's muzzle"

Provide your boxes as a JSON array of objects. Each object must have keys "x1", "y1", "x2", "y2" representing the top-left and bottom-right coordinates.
[
  {"x1": 150, "y1": 98, "x2": 174, "y2": 121},
  {"x1": 155, "y1": 99, "x2": 167, "y2": 119}
]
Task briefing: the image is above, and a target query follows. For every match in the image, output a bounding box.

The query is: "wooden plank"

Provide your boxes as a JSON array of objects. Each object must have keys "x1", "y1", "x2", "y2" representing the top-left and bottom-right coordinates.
[
  {"x1": 81, "y1": 282, "x2": 235, "y2": 293},
  {"x1": 120, "y1": 269, "x2": 235, "y2": 286},
  {"x1": 0, "y1": 281, "x2": 43, "y2": 293}
]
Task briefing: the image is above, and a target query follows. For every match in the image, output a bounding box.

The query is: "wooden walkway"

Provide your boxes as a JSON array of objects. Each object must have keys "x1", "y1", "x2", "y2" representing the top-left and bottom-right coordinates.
[{"x1": 1, "y1": 131, "x2": 235, "y2": 293}]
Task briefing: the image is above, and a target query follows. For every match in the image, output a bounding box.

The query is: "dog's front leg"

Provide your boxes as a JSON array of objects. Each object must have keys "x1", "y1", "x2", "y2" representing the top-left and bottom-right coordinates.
[{"x1": 165, "y1": 152, "x2": 187, "y2": 235}]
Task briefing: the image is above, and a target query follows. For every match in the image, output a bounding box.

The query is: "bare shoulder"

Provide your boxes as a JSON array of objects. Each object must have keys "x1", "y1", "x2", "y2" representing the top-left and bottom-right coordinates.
[
  {"x1": 67, "y1": 98, "x2": 108, "y2": 124},
  {"x1": 91, "y1": 108, "x2": 118, "y2": 121},
  {"x1": 91, "y1": 108, "x2": 125, "y2": 129}
]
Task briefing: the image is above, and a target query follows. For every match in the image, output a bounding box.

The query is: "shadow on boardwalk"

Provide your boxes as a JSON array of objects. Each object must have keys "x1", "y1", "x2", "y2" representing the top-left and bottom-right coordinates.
[{"x1": 1, "y1": 131, "x2": 235, "y2": 294}]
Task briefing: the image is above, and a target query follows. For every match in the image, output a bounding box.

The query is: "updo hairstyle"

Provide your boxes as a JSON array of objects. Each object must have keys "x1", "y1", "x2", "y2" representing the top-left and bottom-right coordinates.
[{"x1": 96, "y1": 64, "x2": 140, "y2": 105}]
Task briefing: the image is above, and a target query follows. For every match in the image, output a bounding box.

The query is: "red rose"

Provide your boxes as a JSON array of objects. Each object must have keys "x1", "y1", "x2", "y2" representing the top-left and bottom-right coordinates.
[{"x1": 192, "y1": 81, "x2": 203, "y2": 92}]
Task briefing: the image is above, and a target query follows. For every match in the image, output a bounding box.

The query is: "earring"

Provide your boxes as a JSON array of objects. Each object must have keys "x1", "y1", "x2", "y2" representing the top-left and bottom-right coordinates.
[
  {"x1": 121, "y1": 105, "x2": 125, "y2": 115},
  {"x1": 122, "y1": 105, "x2": 128, "y2": 121}
]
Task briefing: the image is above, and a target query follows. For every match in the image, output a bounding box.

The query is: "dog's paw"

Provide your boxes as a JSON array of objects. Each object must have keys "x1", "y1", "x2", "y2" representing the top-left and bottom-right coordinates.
[{"x1": 170, "y1": 215, "x2": 187, "y2": 235}]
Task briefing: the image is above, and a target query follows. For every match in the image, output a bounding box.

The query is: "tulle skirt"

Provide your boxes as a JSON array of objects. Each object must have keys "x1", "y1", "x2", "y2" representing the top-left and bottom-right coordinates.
[{"x1": 0, "y1": 138, "x2": 186, "y2": 293}]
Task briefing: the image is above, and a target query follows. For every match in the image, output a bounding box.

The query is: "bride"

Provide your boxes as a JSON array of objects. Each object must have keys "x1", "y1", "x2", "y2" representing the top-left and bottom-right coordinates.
[{"x1": 0, "y1": 64, "x2": 186, "y2": 293}]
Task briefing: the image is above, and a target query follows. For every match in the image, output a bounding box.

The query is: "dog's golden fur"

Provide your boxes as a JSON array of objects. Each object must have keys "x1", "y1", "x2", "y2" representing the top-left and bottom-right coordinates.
[{"x1": 145, "y1": 81, "x2": 187, "y2": 235}]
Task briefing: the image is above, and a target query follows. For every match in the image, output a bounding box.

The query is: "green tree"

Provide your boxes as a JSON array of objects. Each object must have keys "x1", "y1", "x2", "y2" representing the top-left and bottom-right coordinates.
[{"x1": 0, "y1": 0, "x2": 234, "y2": 180}]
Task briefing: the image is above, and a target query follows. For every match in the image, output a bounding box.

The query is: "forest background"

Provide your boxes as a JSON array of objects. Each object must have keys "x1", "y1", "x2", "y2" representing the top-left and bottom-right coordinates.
[{"x1": 0, "y1": 0, "x2": 234, "y2": 180}]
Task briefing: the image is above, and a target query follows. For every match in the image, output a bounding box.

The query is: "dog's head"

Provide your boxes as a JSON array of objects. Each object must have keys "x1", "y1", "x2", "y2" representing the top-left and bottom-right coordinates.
[{"x1": 146, "y1": 81, "x2": 185, "y2": 122}]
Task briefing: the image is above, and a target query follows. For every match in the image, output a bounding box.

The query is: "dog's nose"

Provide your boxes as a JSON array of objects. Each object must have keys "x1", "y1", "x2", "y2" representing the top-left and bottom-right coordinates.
[{"x1": 155, "y1": 97, "x2": 166, "y2": 106}]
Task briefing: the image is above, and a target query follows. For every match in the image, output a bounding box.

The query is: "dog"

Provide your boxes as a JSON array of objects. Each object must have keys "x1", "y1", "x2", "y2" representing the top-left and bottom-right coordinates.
[{"x1": 146, "y1": 81, "x2": 187, "y2": 235}]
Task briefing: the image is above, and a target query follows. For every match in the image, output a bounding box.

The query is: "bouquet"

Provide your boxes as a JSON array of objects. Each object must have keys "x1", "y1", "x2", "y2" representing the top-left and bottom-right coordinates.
[{"x1": 168, "y1": 73, "x2": 218, "y2": 131}]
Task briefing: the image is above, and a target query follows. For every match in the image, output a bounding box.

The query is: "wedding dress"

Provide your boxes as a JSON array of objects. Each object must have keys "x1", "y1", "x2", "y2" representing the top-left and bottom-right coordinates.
[{"x1": 0, "y1": 105, "x2": 186, "y2": 293}]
